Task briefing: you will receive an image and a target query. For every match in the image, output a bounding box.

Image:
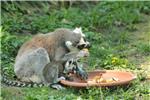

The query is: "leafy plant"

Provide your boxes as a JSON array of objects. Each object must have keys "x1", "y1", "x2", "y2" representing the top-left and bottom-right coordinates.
[
  {"x1": 1, "y1": 1, "x2": 150, "y2": 100},
  {"x1": 1, "y1": 29, "x2": 30, "y2": 77},
  {"x1": 137, "y1": 42, "x2": 150, "y2": 55}
]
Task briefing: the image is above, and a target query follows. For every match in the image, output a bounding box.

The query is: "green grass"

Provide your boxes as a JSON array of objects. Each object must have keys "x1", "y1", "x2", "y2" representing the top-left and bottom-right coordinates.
[
  {"x1": 1, "y1": 1, "x2": 150, "y2": 100},
  {"x1": 137, "y1": 42, "x2": 150, "y2": 55}
]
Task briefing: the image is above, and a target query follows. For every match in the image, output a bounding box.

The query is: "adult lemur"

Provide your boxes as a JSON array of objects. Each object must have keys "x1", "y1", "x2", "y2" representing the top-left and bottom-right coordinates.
[{"x1": 2, "y1": 27, "x2": 90, "y2": 89}]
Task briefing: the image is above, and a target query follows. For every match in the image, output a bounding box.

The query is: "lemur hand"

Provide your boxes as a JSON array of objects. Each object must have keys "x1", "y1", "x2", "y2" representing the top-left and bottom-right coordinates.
[
  {"x1": 65, "y1": 41, "x2": 72, "y2": 47},
  {"x1": 75, "y1": 61, "x2": 88, "y2": 80}
]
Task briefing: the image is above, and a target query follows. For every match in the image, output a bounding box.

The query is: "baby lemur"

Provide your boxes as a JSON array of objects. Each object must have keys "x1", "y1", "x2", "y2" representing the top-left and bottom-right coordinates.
[
  {"x1": 2, "y1": 27, "x2": 90, "y2": 89},
  {"x1": 63, "y1": 41, "x2": 89, "y2": 80}
]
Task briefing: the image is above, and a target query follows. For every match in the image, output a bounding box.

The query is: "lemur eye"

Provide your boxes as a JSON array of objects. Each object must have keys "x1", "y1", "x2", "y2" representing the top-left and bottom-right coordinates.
[
  {"x1": 76, "y1": 41, "x2": 79, "y2": 44},
  {"x1": 69, "y1": 61, "x2": 72, "y2": 64}
]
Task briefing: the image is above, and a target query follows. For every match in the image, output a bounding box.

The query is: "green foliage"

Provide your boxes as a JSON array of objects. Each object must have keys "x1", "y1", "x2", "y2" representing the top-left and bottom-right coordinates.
[
  {"x1": 2, "y1": 1, "x2": 150, "y2": 34},
  {"x1": 101, "y1": 55, "x2": 130, "y2": 69},
  {"x1": 89, "y1": 2, "x2": 142, "y2": 28},
  {"x1": 1, "y1": 29, "x2": 30, "y2": 77},
  {"x1": 1, "y1": 1, "x2": 150, "y2": 100},
  {"x1": 137, "y1": 42, "x2": 150, "y2": 55},
  {"x1": 78, "y1": 81, "x2": 150, "y2": 100},
  {"x1": 1, "y1": 31, "x2": 30, "y2": 61}
]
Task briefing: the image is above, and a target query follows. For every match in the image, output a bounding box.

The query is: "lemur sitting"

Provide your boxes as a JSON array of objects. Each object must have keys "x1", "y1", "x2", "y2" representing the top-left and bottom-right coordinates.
[{"x1": 2, "y1": 27, "x2": 90, "y2": 90}]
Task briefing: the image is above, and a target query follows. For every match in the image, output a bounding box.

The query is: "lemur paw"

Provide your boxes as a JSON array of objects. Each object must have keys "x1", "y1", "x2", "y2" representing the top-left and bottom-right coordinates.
[
  {"x1": 58, "y1": 76, "x2": 66, "y2": 81},
  {"x1": 51, "y1": 84, "x2": 65, "y2": 90},
  {"x1": 75, "y1": 63, "x2": 88, "y2": 80},
  {"x1": 81, "y1": 71, "x2": 88, "y2": 80},
  {"x1": 65, "y1": 41, "x2": 72, "y2": 47}
]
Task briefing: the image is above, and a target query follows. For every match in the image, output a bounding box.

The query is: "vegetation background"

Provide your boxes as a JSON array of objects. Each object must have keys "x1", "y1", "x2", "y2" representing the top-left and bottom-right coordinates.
[{"x1": 1, "y1": 1, "x2": 150, "y2": 100}]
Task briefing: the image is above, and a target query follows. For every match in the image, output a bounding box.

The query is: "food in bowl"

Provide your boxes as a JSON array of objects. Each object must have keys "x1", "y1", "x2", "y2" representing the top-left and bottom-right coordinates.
[{"x1": 88, "y1": 73, "x2": 119, "y2": 84}]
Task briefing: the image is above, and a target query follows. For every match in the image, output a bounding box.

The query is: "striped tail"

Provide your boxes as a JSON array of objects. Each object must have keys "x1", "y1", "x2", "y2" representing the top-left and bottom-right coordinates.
[
  {"x1": 2, "y1": 76, "x2": 45, "y2": 87},
  {"x1": 1, "y1": 69, "x2": 45, "y2": 87}
]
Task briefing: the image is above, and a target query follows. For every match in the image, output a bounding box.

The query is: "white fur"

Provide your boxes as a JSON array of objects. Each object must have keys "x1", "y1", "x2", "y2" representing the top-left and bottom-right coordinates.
[
  {"x1": 65, "y1": 41, "x2": 72, "y2": 47},
  {"x1": 73, "y1": 27, "x2": 85, "y2": 37}
]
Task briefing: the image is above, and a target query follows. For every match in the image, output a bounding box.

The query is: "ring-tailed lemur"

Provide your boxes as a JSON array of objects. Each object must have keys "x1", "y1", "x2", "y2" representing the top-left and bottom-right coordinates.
[{"x1": 2, "y1": 28, "x2": 90, "y2": 89}]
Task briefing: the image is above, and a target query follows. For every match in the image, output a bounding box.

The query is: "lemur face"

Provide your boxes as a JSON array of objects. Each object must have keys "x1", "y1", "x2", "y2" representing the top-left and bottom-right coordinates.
[{"x1": 73, "y1": 27, "x2": 91, "y2": 49}]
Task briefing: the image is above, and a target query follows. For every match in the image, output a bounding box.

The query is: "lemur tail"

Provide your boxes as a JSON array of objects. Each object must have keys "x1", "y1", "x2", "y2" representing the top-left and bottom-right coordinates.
[{"x1": 1, "y1": 69, "x2": 45, "y2": 87}]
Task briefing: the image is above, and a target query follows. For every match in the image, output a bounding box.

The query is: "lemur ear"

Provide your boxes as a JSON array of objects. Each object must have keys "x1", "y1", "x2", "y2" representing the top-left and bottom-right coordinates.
[
  {"x1": 73, "y1": 27, "x2": 80, "y2": 34},
  {"x1": 73, "y1": 27, "x2": 85, "y2": 37}
]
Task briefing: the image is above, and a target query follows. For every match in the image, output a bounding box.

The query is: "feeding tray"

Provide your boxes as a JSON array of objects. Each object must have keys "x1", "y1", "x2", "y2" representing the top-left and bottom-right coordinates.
[{"x1": 60, "y1": 70, "x2": 136, "y2": 87}]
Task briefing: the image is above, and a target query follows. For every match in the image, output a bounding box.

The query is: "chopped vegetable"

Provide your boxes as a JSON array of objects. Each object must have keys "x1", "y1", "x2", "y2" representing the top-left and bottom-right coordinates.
[{"x1": 88, "y1": 73, "x2": 119, "y2": 84}]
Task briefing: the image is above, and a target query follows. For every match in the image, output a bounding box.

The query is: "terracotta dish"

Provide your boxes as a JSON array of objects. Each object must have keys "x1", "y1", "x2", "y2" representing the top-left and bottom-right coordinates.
[{"x1": 60, "y1": 70, "x2": 136, "y2": 87}]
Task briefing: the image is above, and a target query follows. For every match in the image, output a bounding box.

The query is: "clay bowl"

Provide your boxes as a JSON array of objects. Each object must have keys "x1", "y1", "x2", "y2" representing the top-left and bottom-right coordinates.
[{"x1": 60, "y1": 70, "x2": 136, "y2": 88}]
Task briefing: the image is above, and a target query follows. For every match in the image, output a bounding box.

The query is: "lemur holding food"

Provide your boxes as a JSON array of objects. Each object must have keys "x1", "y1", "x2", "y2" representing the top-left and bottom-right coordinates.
[{"x1": 2, "y1": 27, "x2": 90, "y2": 89}]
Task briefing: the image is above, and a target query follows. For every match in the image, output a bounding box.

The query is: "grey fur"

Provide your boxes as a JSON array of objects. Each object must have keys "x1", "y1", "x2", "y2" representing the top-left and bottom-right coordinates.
[
  {"x1": 2, "y1": 28, "x2": 90, "y2": 88},
  {"x1": 14, "y1": 47, "x2": 50, "y2": 84}
]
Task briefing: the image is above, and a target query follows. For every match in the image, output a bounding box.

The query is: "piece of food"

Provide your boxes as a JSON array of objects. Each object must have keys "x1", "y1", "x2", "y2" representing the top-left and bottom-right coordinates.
[
  {"x1": 94, "y1": 74, "x2": 107, "y2": 83},
  {"x1": 82, "y1": 48, "x2": 89, "y2": 52},
  {"x1": 87, "y1": 73, "x2": 119, "y2": 84},
  {"x1": 106, "y1": 78, "x2": 114, "y2": 83},
  {"x1": 112, "y1": 77, "x2": 119, "y2": 81}
]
